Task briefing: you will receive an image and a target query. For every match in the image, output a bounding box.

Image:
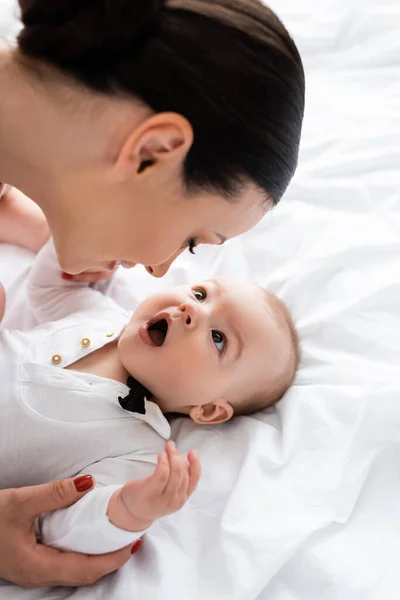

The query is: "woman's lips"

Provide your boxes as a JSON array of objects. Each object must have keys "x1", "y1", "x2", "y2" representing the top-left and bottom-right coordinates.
[
  {"x1": 115, "y1": 260, "x2": 136, "y2": 269},
  {"x1": 100, "y1": 260, "x2": 137, "y2": 271},
  {"x1": 104, "y1": 261, "x2": 117, "y2": 271}
]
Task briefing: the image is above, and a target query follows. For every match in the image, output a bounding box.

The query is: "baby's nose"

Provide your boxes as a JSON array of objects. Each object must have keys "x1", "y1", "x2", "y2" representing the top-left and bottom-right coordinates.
[{"x1": 178, "y1": 303, "x2": 196, "y2": 327}]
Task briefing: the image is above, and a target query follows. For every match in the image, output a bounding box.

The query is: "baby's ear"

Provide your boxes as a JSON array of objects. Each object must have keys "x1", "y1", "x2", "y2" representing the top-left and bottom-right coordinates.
[{"x1": 190, "y1": 401, "x2": 234, "y2": 426}]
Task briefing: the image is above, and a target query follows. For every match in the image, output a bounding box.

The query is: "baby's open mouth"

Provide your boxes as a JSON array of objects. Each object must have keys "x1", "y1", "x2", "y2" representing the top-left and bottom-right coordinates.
[{"x1": 147, "y1": 317, "x2": 169, "y2": 347}]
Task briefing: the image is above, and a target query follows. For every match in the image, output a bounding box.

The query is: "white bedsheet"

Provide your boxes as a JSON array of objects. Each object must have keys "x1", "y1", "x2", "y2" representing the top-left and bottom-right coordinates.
[{"x1": 1, "y1": 0, "x2": 400, "y2": 598}]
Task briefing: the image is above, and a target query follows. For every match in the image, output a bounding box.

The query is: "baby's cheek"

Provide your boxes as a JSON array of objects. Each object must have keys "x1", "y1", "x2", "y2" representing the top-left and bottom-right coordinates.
[
  {"x1": 159, "y1": 365, "x2": 192, "y2": 388},
  {"x1": 158, "y1": 360, "x2": 203, "y2": 395}
]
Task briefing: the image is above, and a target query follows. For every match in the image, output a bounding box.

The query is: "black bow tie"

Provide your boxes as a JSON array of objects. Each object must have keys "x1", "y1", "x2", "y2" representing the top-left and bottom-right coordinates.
[{"x1": 118, "y1": 376, "x2": 153, "y2": 415}]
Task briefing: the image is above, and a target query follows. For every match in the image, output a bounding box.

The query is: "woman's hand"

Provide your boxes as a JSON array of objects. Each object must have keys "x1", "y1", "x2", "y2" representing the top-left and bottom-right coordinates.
[
  {"x1": 108, "y1": 441, "x2": 201, "y2": 532},
  {"x1": 0, "y1": 477, "x2": 138, "y2": 588}
]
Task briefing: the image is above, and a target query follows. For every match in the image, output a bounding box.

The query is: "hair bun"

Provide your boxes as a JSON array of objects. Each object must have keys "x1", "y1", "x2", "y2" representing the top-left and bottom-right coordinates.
[{"x1": 18, "y1": 0, "x2": 164, "y2": 69}]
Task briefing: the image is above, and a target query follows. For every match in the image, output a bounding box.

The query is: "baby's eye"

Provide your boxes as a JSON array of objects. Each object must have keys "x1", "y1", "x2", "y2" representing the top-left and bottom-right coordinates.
[
  {"x1": 212, "y1": 330, "x2": 226, "y2": 353},
  {"x1": 193, "y1": 288, "x2": 207, "y2": 303}
]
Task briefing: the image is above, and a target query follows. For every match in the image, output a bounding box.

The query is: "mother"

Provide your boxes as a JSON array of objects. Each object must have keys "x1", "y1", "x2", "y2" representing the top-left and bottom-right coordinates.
[{"x1": 0, "y1": 0, "x2": 305, "y2": 589}]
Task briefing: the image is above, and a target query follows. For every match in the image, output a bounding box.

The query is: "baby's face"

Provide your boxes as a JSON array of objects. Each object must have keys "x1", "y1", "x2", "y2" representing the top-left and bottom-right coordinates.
[{"x1": 119, "y1": 277, "x2": 291, "y2": 420}]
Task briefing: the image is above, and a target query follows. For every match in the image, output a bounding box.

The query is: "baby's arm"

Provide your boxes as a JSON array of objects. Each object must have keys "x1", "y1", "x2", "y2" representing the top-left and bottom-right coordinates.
[
  {"x1": 0, "y1": 186, "x2": 49, "y2": 252},
  {"x1": 40, "y1": 443, "x2": 201, "y2": 554},
  {"x1": 107, "y1": 442, "x2": 200, "y2": 534},
  {"x1": 27, "y1": 239, "x2": 121, "y2": 324}
]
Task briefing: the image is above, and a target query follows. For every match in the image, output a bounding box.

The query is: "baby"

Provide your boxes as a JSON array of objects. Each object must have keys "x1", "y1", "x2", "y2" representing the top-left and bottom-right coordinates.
[{"x1": 0, "y1": 240, "x2": 299, "y2": 556}]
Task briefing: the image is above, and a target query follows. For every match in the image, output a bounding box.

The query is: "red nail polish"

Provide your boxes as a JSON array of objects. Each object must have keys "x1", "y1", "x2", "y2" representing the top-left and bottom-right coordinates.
[
  {"x1": 131, "y1": 539, "x2": 143, "y2": 555},
  {"x1": 62, "y1": 272, "x2": 73, "y2": 280},
  {"x1": 74, "y1": 475, "x2": 93, "y2": 492}
]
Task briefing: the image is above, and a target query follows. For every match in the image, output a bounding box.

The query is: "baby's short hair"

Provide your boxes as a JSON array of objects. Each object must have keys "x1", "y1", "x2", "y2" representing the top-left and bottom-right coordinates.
[{"x1": 234, "y1": 290, "x2": 300, "y2": 416}]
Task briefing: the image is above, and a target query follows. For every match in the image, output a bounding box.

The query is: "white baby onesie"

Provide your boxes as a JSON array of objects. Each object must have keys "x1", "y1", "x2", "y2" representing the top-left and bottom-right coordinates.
[{"x1": 0, "y1": 240, "x2": 170, "y2": 554}]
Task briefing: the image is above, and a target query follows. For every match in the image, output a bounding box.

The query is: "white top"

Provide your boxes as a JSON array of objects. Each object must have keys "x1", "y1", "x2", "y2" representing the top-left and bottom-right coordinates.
[{"x1": 0, "y1": 240, "x2": 171, "y2": 554}]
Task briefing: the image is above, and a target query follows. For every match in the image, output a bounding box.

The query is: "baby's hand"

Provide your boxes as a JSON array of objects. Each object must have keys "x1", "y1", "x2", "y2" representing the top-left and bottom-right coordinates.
[{"x1": 107, "y1": 442, "x2": 201, "y2": 532}]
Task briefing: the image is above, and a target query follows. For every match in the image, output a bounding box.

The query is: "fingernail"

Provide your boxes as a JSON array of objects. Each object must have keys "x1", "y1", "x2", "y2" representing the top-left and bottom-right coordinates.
[
  {"x1": 131, "y1": 539, "x2": 143, "y2": 555},
  {"x1": 169, "y1": 441, "x2": 176, "y2": 450},
  {"x1": 62, "y1": 272, "x2": 73, "y2": 280},
  {"x1": 74, "y1": 475, "x2": 93, "y2": 492}
]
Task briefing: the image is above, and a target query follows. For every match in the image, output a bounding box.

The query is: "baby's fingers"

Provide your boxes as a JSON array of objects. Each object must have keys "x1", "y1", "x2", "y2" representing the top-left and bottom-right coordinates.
[
  {"x1": 165, "y1": 441, "x2": 185, "y2": 496},
  {"x1": 147, "y1": 451, "x2": 170, "y2": 494},
  {"x1": 177, "y1": 456, "x2": 190, "y2": 499},
  {"x1": 187, "y1": 450, "x2": 202, "y2": 497}
]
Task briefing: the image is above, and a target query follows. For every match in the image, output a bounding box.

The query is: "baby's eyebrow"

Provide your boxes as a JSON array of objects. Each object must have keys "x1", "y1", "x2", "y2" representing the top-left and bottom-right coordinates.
[
  {"x1": 205, "y1": 278, "x2": 222, "y2": 296},
  {"x1": 228, "y1": 316, "x2": 244, "y2": 362},
  {"x1": 207, "y1": 279, "x2": 244, "y2": 362}
]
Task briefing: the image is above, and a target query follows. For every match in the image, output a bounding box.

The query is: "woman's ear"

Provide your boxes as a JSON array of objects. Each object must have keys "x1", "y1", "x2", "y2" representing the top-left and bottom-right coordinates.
[
  {"x1": 189, "y1": 401, "x2": 234, "y2": 426},
  {"x1": 114, "y1": 113, "x2": 193, "y2": 180}
]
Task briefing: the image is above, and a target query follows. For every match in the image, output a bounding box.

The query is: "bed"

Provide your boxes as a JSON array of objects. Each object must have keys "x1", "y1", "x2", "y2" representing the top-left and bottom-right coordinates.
[{"x1": 1, "y1": 0, "x2": 400, "y2": 598}]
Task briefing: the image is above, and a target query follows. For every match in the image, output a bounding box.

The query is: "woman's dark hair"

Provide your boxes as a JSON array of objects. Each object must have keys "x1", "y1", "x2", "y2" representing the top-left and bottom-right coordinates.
[{"x1": 18, "y1": 0, "x2": 305, "y2": 202}]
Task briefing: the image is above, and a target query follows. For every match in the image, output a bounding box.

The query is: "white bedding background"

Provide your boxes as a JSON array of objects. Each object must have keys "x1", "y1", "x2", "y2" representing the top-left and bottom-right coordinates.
[{"x1": 1, "y1": 0, "x2": 400, "y2": 598}]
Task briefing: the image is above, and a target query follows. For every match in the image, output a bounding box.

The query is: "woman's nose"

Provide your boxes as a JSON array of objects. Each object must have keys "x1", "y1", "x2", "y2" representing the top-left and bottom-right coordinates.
[
  {"x1": 145, "y1": 248, "x2": 185, "y2": 278},
  {"x1": 146, "y1": 263, "x2": 171, "y2": 278}
]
